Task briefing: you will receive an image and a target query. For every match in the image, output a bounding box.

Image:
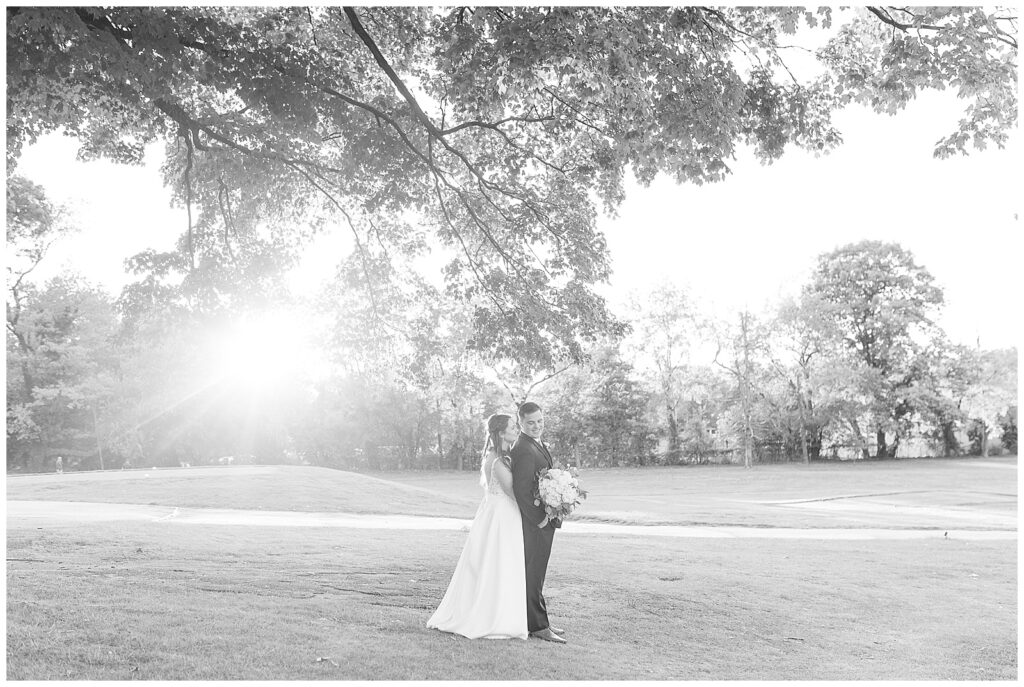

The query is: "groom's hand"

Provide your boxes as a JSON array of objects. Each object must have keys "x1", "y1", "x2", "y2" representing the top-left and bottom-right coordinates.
[{"x1": 538, "y1": 516, "x2": 549, "y2": 529}]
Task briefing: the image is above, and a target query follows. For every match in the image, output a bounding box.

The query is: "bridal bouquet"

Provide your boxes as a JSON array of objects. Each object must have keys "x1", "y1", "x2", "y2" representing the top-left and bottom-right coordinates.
[{"x1": 533, "y1": 465, "x2": 587, "y2": 520}]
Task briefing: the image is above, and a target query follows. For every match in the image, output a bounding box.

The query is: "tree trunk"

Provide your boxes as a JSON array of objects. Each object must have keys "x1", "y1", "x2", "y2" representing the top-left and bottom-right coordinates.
[
  {"x1": 739, "y1": 375, "x2": 753, "y2": 469},
  {"x1": 875, "y1": 428, "x2": 887, "y2": 459},
  {"x1": 435, "y1": 399, "x2": 443, "y2": 469},
  {"x1": 135, "y1": 430, "x2": 148, "y2": 467},
  {"x1": 981, "y1": 424, "x2": 990, "y2": 457},
  {"x1": 91, "y1": 405, "x2": 105, "y2": 471},
  {"x1": 10, "y1": 322, "x2": 37, "y2": 397},
  {"x1": 666, "y1": 404, "x2": 680, "y2": 464},
  {"x1": 849, "y1": 418, "x2": 870, "y2": 460},
  {"x1": 795, "y1": 378, "x2": 809, "y2": 464},
  {"x1": 20, "y1": 360, "x2": 35, "y2": 401},
  {"x1": 941, "y1": 420, "x2": 958, "y2": 457},
  {"x1": 740, "y1": 313, "x2": 754, "y2": 469},
  {"x1": 810, "y1": 430, "x2": 823, "y2": 461}
]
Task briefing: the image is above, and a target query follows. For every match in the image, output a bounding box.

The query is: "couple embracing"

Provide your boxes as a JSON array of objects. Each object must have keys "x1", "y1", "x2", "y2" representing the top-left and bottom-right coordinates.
[{"x1": 427, "y1": 402, "x2": 567, "y2": 643}]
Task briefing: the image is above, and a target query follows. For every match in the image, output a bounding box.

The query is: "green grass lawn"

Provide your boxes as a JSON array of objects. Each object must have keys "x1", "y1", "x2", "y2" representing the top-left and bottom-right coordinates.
[
  {"x1": 10, "y1": 456, "x2": 1016, "y2": 529},
  {"x1": 6, "y1": 466, "x2": 479, "y2": 518},
  {"x1": 6, "y1": 521, "x2": 1015, "y2": 680},
  {"x1": 372, "y1": 455, "x2": 1019, "y2": 528},
  {"x1": 6, "y1": 460, "x2": 1017, "y2": 679}
]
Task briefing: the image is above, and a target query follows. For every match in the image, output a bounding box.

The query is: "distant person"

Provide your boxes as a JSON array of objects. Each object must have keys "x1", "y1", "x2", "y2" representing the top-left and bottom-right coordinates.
[
  {"x1": 427, "y1": 413, "x2": 527, "y2": 639},
  {"x1": 55, "y1": 456, "x2": 63, "y2": 474}
]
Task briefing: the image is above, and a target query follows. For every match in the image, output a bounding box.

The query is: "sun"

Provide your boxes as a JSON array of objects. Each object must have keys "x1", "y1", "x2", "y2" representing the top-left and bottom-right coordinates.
[{"x1": 214, "y1": 309, "x2": 328, "y2": 392}]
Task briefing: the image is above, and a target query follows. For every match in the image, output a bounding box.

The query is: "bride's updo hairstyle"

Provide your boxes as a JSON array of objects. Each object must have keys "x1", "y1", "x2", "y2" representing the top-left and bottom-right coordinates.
[{"x1": 479, "y1": 413, "x2": 513, "y2": 487}]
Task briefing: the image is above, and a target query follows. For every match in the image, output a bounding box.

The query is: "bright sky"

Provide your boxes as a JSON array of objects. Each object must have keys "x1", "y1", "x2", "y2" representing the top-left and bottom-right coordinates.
[
  {"x1": 599, "y1": 90, "x2": 1020, "y2": 350},
  {"x1": 13, "y1": 88, "x2": 1020, "y2": 351}
]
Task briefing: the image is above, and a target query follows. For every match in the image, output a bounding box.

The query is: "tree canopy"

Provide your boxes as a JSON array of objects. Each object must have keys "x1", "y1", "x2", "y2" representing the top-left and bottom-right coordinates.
[
  {"x1": 6, "y1": 6, "x2": 1018, "y2": 370},
  {"x1": 804, "y1": 240, "x2": 947, "y2": 457}
]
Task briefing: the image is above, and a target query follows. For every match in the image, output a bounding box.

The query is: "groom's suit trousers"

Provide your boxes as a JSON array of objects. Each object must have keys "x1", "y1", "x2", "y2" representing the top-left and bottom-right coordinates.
[{"x1": 521, "y1": 519, "x2": 556, "y2": 633}]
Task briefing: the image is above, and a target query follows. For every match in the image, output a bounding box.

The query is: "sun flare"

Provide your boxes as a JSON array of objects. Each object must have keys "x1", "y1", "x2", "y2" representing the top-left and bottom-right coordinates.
[{"x1": 214, "y1": 310, "x2": 327, "y2": 391}]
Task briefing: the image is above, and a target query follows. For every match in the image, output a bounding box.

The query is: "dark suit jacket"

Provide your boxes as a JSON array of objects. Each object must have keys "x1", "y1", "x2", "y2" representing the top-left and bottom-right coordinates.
[{"x1": 511, "y1": 433, "x2": 561, "y2": 529}]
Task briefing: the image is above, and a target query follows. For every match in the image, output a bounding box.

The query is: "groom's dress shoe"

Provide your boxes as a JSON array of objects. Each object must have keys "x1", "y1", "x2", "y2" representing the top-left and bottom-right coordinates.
[
  {"x1": 549, "y1": 626, "x2": 566, "y2": 635},
  {"x1": 529, "y1": 628, "x2": 567, "y2": 644}
]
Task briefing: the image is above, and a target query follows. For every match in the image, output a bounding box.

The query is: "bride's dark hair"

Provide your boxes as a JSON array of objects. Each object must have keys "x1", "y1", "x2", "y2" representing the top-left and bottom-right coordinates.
[{"x1": 479, "y1": 413, "x2": 513, "y2": 487}]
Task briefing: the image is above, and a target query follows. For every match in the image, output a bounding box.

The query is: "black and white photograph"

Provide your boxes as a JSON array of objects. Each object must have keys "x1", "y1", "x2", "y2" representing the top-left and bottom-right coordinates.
[{"x1": 5, "y1": 5, "x2": 1018, "y2": 680}]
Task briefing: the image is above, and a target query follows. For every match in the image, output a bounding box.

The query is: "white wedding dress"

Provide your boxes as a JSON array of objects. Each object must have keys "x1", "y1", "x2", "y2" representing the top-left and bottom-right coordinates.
[{"x1": 427, "y1": 454, "x2": 528, "y2": 639}]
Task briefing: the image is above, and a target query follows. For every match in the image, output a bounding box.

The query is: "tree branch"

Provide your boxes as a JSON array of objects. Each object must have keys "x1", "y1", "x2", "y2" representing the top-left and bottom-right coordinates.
[
  {"x1": 866, "y1": 6, "x2": 953, "y2": 33},
  {"x1": 9, "y1": 234, "x2": 58, "y2": 301},
  {"x1": 72, "y1": 5, "x2": 592, "y2": 332},
  {"x1": 174, "y1": 13, "x2": 571, "y2": 258},
  {"x1": 181, "y1": 128, "x2": 195, "y2": 270},
  {"x1": 542, "y1": 87, "x2": 607, "y2": 135},
  {"x1": 216, "y1": 177, "x2": 236, "y2": 262},
  {"x1": 306, "y1": 7, "x2": 320, "y2": 49},
  {"x1": 153, "y1": 96, "x2": 348, "y2": 178},
  {"x1": 343, "y1": 6, "x2": 441, "y2": 136},
  {"x1": 432, "y1": 179, "x2": 510, "y2": 317},
  {"x1": 523, "y1": 364, "x2": 573, "y2": 401},
  {"x1": 282, "y1": 160, "x2": 388, "y2": 327},
  {"x1": 439, "y1": 114, "x2": 555, "y2": 136}
]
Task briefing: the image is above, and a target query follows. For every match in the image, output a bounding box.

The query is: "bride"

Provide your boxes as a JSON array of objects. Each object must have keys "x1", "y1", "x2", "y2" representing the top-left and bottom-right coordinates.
[{"x1": 427, "y1": 413, "x2": 527, "y2": 639}]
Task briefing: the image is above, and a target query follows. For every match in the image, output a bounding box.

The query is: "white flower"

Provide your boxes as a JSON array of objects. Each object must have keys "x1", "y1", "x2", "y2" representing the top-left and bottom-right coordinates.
[{"x1": 539, "y1": 469, "x2": 583, "y2": 512}]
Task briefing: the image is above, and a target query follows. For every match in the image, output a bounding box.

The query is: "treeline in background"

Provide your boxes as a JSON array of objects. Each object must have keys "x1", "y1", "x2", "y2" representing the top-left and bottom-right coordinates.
[{"x1": 7, "y1": 176, "x2": 1017, "y2": 474}]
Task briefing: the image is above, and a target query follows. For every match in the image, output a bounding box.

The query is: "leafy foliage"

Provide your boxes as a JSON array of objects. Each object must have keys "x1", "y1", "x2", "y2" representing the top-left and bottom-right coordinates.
[
  {"x1": 6, "y1": 275, "x2": 121, "y2": 469},
  {"x1": 999, "y1": 405, "x2": 1017, "y2": 454},
  {"x1": 625, "y1": 282, "x2": 704, "y2": 461},
  {"x1": 804, "y1": 240, "x2": 946, "y2": 457},
  {"x1": 6, "y1": 235, "x2": 1018, "y2": 471},
  {"x1": 959, "y1": 347, "x2": 1018, "y2": 456},
  {"x1": 8, "y1": 6, "x2": 1015, "y2": 370},
  {"x1": 6, "y1": 6, "x2": 1019, "y2": 468},
  {"x1": 818, "y1": 7, "x2": 1017, "y2": 158},
  {"x1": 535, "y1": 342, "x2": 654, "y2": 467}
]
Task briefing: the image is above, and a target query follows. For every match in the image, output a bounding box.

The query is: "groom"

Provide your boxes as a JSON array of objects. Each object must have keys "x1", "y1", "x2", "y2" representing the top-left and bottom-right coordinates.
[{"x1": 511, "y1": 401, "x2": 567, "y2": 644}]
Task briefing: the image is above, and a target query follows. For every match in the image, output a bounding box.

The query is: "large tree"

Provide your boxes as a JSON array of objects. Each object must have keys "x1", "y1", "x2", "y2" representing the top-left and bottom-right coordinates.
[
  {"x1": 713, "y1": 310, "x2": 773, "y2": 468},
  {"x1": 771, "y1": 295, "x2": 837, "y2": 462},
  {"x1": 7, "y1": 6, "x2": 1017, "y2": 370},
  {"x1": 6, "y1": 274, "x2": 121, "y2": 471},
  {"x1": 804, "y1": 240, "x2": 945, "y2": 458},
  {"x1": 534, "y1": 340, "x2": 653, "y2": 467},
  {"x1": 904, "y1": 338, "x2": 976, "y2": 457},
  {"x1": 626, "y1": 282, "x2": 702, "y2": 462}
]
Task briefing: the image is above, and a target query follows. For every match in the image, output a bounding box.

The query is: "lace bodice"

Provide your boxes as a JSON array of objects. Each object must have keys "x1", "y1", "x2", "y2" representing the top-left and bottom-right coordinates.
[{"x1": 484, "y1": 455, "x2": 515, "y2": 499}]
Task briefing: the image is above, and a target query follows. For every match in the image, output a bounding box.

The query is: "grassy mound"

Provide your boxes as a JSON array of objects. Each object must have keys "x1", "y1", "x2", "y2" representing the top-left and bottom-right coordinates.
[{"x1": 5, "y1": 466, "x2": 479, "y2": 519}]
